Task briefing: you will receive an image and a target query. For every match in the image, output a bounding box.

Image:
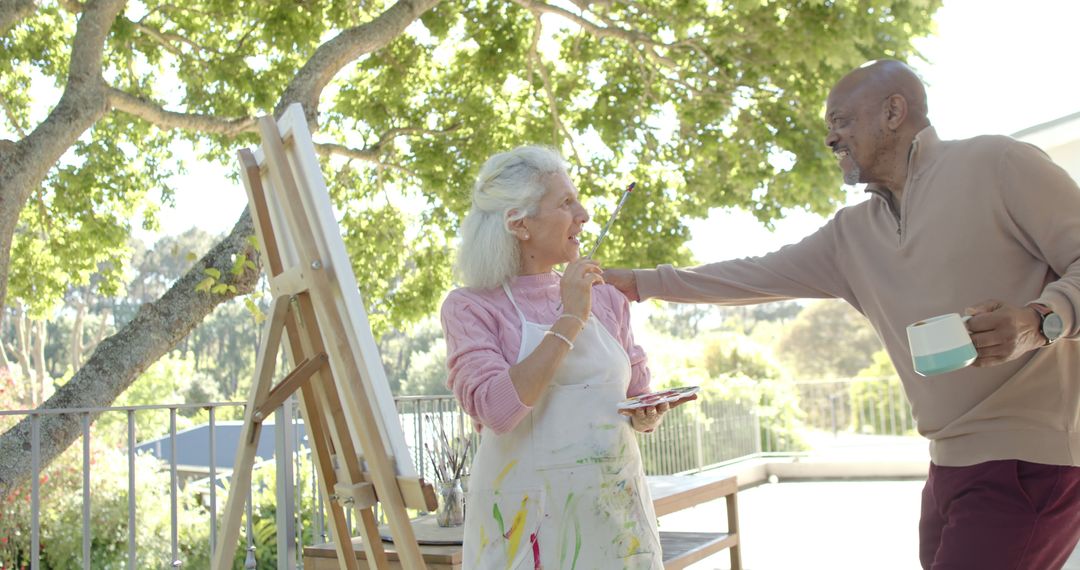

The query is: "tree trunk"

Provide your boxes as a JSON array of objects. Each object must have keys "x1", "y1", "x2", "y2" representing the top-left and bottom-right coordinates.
[
  {"x1": 86, "y1": 305, "x2": 111, "y2": 357},
  {"x1": 0, "y1": 212, "x2": 258, "y2": 498},
  {"x1": 30, "y1": 319, "x2": 46, "y2": 406},
  {"x1": 0, "y1": 0, "x2": 124, "y2": 314},
  {"x1": 11, "y1": 306, "x2": 32, "y2": 402},
  {"x1": 0, "y1": 0, "x2": 442, "y2": 498},
  {"x1": 70, "y1": 301, "x2": 86, "y2": 371},
  {"x1": 0, "y1": 320, "x2": 10, "y2": 372},
  {"x1": 0, "y1": 0, "x2": 36, "y2": 36}
]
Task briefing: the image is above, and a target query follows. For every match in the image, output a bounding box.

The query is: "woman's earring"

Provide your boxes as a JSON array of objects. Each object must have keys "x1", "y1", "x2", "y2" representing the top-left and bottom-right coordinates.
[{"x1": 523, "y1": 232, "x2": 530, "y2": 240}]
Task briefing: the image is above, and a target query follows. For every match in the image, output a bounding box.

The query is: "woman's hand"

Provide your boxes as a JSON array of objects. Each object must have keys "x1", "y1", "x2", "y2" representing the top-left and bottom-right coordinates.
[
  {"x1": 619, "y1": 393, "x2": 697, "y2": 433},
  {"x1": 560, "y1": 258, "x2": 603, "y2": 320}
]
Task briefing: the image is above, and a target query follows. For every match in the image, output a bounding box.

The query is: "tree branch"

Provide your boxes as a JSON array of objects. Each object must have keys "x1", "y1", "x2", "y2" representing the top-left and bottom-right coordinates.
[
  {"x1": 125, "y1": 17, "x2": 219, "y2": 56},
  {"x1": 0, "y1": 0, "x2": 125, "y2": 313},
  {"x1": 107, "y1": 87, "x2": 258, "y2": 136},
  {"x1": 512, "y1": 0, "x2": 686, "y2": 71},
  {"x1": 56, "y1": 0, "x2": 84, "y2": 13},
  {"x1": 273, "y1": 0, "x2": 443, "y2": 125},
  {"x1": 374, "y1": 125, "x2": 461, "y2": 148},
  {"x1": 524, "y1": 19, "x2": 583, "y2": 158},
  {"x1": 0, "y1": 0, "x2": 36, "y2": 36},
  {"x1": 313, "y1": 121, "x2": 459, "y2": 177},
  {"x1": 314, "y1": 141, "x2": 379, "y2": 162},
  {"x1": 0, "y1": 93, "x2": 28, "y2": 138},
  {"x1": 314, "y1": 142, "x2": 419, "y2": 179},
  {"x1": 0, "y1": 0, "x2": 447, "y2": 494},
  {"x1": 0, "y1": 210, "x2": 259, "y2": 498},
  {"x1": 510, "y1": 0, "x2": 649, "y2": 47}
]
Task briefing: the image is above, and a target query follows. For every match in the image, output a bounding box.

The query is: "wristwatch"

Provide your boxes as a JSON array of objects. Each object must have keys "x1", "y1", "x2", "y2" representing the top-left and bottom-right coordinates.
[{"x1": 1029, "y1": 303, "x2": 1064, "y2": 345}]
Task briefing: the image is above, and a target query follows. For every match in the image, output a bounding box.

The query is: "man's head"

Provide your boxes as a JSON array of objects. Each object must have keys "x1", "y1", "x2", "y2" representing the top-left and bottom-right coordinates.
[{"x1": 825, "y1": 60, "x2": 930, "y2": 186}]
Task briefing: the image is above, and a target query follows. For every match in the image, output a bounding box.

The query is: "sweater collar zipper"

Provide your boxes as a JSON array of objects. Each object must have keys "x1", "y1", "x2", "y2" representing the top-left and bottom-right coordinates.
[
  {"x1": 867, "y1": 186, "x2": 902, "y2": 236},
  {"x1": 866, "y1": 138, "x2": 921, "y2": 242}
]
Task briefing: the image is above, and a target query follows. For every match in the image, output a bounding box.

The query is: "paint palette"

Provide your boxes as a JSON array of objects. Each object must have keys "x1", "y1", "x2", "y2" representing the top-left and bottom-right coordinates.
[{"x1": 617, "y1": 386, "x2": 700, "y2": 411}]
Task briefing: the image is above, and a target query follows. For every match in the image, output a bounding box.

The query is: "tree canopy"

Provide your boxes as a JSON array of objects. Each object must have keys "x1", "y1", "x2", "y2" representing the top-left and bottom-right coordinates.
[
  {"x1": 777, "y1": 299, "x2": 884, "y2": 378},
  {"x1": 0, "y1": 0, "x2": 940, "y2": 495}
]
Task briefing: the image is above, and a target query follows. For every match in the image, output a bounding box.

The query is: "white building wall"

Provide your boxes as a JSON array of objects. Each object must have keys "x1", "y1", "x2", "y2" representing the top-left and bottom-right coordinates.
[
  {"x1": 1043, "y1": 138, "x2": 1080, "y2": 183},
  {"x1": 1013, "y1": 112, "x2": 1080, "y2": 183}
]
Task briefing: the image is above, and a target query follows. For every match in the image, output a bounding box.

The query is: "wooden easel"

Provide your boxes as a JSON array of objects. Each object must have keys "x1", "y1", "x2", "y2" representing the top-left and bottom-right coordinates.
[{"x1": 213, "y1": 105, "x2": 437, "y2": 570}]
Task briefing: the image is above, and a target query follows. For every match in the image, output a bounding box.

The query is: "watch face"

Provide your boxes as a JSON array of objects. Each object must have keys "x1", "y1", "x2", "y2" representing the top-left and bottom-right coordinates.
[{"x1": 1043, "y1": 312, "x2": 1065, "y2": 341}]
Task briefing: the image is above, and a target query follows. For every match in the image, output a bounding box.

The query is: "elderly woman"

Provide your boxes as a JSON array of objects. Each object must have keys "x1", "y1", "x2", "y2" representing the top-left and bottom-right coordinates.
[{"x1": 441, "y1": 146, "x2": 689, "y2": 569}]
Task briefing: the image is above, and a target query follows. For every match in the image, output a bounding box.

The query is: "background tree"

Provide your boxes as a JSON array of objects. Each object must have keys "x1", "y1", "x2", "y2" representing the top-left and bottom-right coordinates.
[
  {"x1": 776, "y1": 299, "x2": 884, "y2": 378},
  {"x1": 379, "y1": 316, "x2": 450, "y2": 396},
  {"x1": 647, "y1": 303, "x2": 713, "y2": 339},
  {"x1": 0, "y1": 0, "x2": 941, "y2": 495},
  {"x1": 849, "y1": 349, "x2": 908, "y2": 434}
]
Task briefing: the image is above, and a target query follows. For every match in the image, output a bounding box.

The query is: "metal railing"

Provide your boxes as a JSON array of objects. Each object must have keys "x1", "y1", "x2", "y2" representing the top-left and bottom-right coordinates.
[
  {"x1": 0, "y1": 402, "x2": 246, "y2": 570},
  {"x1": 794, "y1": 377, "x2": 916, "y2": 437},
  {"x1": 0, "y1": 377, "x2": 914, "y2": 569}
]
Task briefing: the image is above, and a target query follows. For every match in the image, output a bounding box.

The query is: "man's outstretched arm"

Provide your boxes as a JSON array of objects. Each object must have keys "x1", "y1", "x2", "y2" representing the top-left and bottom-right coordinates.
[{"x1": 602, "y1": 268, "x2": 640, "y2": 302}]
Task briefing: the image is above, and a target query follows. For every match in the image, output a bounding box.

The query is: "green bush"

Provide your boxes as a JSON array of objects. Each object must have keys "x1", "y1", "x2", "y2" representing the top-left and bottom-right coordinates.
[
  {"x1": 708, "y1": 373, "x2": 807, "y2": 453},
  {"x1": 93, "y1": 355, "x2": 222, "y2": 448},
  {"x1": 226, "y1": 452, "x2": 322, "y2": 569},
  {"x1": 0, "y1": 366, "x2": 317, "y2": 569},
  {"x1": 700, "y1": 333, "x2": 805, "y2": 452},
  {"x1": 849, "y1": 350, "x2": 914, "y2": 435},
  {"x1": 0, "y1": 436, "x2": 322, "y2": 568},
  {"x1": 0, "y1": 436, "x2": 178, "y2": 569},
  {"x1": 635, "y1": 331, "x2": 807, "y2": 474}
]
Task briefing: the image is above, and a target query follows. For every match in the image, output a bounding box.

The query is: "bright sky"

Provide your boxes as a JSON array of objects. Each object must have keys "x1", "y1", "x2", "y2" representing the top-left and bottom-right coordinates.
[
  {"x1": 151, "y1": 0, "x2": 1080, "y2": 262},
  {"x1": 686, "y1": 0, "x2": 1080, "y2": 261}
]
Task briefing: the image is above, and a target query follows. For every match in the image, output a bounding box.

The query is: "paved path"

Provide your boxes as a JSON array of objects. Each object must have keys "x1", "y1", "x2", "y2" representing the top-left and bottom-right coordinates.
[{"x1": 659, "y1": 477, "x2": 1080, "y2": 570}]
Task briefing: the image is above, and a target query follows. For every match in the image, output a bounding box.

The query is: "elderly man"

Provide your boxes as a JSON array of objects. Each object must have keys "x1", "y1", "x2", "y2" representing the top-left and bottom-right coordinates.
[{"x1": 605, "y1": 60, "x2": 1080, "y2": 569}]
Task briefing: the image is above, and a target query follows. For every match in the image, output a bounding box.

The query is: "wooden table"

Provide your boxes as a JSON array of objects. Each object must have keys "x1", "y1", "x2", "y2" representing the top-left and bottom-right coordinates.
[
  {"x1": 649, "y1": 473, "x2": 742, "y2": 570},
  {"x1": 304, "y1": 537, "x2": 461, "y2": 569},
  {"x1": 304, "y1": 474, "x2": 741, "y2": 569}
]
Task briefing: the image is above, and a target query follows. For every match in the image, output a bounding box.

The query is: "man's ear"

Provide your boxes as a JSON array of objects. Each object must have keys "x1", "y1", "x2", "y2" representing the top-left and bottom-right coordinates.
[{"x1": 884, "y1": 94, "x2": 908, "y2": 130}]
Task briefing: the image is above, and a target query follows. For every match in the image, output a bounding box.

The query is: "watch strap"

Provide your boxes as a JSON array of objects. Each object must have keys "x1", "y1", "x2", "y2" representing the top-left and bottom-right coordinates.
[{"x1": 1028, "y1": 303, "x2": 1055, "y2": 345}]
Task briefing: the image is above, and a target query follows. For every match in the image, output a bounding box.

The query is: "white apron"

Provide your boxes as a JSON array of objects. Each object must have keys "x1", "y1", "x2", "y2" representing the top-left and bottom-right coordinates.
[{"x1": 462, "y1": 283, "x2": 663, "y2": 569}]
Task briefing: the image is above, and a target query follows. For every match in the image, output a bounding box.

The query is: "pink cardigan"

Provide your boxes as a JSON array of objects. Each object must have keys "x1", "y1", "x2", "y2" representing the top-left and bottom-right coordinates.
[{"x1": 440, "y1": 272, "x2": 651, "y2": 434}]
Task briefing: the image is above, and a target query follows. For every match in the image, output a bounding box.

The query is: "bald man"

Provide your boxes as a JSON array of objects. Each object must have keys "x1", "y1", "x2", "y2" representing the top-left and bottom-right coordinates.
[{"x1": 606, "y1": 60, "x2": 1080, "y2": 569}]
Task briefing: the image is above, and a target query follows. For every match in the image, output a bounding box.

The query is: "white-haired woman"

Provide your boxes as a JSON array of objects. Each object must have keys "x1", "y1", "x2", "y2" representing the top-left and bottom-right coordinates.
[{"x1": 441, "y1": 146, "x2": 687, "y2": 569}]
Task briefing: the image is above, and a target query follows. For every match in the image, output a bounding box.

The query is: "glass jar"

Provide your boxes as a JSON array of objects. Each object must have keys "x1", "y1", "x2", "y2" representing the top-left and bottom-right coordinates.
[{"x1": 436, "y1": 478, "x2": 465, "y2": 527}]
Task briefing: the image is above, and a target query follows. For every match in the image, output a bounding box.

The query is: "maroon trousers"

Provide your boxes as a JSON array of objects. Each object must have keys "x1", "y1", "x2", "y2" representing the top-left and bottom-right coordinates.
[{"x1": 920, "y1": 460, "x2": 1080, "y2": 569}]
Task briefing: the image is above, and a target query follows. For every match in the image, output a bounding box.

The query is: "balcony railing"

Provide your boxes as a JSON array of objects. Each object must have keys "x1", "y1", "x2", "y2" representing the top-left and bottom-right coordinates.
[{"x1": 0, "y1": 378, "x2": 916, "y2": 569}]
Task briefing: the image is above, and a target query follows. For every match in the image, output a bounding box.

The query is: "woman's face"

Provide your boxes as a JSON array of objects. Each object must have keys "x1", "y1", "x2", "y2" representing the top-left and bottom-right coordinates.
[{"x1": 516, "y1": 171, "x2": 590, "y2": 275}]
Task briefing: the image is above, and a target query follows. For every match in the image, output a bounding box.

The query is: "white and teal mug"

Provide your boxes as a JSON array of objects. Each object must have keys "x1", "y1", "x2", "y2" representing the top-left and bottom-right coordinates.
[{"x1": 906, "y1": 313, "x2": 977, "y2": 376}]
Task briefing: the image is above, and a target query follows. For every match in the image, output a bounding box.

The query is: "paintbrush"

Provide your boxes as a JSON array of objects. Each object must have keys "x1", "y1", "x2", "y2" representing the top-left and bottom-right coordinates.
[{"x1": 586, "y1": 181, "x2": 635, "y2": 259}]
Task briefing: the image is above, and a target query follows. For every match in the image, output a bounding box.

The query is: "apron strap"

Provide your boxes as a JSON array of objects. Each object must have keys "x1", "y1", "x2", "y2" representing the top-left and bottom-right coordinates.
[{"x1": 501, "y1": 282, "x2": 529, "y2": 325}]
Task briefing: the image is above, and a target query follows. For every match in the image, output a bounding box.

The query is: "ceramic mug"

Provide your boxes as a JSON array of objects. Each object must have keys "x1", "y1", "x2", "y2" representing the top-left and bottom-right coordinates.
[{"x1": 906, "y1": 313, "x2": 977, "y2": 376}]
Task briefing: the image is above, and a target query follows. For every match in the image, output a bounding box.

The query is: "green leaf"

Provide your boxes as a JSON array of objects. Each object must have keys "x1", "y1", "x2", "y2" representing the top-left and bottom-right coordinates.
[
  {"x1": 230, "y1": 255, "x2": 247, "y2": 276},
  {"x1": 195, "y1": 277, "x2": 215, "y2": 293},
  {"x1": 4, "y1": 0, "x2": 943, "y2": 333},
  {"x1": 245, "y1": 297, "x2": 267, "y2": 325}
]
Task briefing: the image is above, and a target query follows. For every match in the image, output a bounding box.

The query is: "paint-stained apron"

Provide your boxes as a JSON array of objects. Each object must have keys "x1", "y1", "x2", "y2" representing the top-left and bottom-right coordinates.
[{"x1": 462, "y1": 284, "x2": 663, "y2": 569}]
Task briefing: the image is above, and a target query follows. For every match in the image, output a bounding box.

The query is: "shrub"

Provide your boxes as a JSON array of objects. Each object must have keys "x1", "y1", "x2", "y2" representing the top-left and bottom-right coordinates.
[
  {"x1": 849, "y1": 351, "x2": 914, "y2": 435},
  {"x1": 0, "y1": 436, "x2": 177, "y2": 569}
]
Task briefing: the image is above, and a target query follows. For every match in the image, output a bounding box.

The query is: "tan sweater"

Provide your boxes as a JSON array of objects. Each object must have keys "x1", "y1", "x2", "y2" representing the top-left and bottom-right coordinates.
[{"x1": 635, "y1": 127, "x2": 1080, "y2": 467}]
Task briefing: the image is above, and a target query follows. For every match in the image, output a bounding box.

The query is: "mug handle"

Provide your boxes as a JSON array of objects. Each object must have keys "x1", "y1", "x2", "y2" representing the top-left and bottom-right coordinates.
[{"x1": 960, "y1": 314, "x2": 973, "y2": 337}]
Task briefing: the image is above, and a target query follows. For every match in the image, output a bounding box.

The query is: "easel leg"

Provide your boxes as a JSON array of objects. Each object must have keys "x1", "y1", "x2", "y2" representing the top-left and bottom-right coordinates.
[
  {"x1": 301, "y1": 361, "x2": 391, "y2": 569},
  {"x1": 212, "y1": 296, "x2": 289, "y2": 570},
  {"x1": 297, "y1": 381, "x2": 367, "y2": 570},
  {"x1": 292, "y1": 296, "x2": 390, "y2": 569}
]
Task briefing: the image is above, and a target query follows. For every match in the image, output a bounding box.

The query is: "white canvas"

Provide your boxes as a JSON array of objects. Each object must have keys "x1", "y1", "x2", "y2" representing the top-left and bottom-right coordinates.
[{"x1": 251, "y1": 103, "x2": 416, "y2": 478}]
